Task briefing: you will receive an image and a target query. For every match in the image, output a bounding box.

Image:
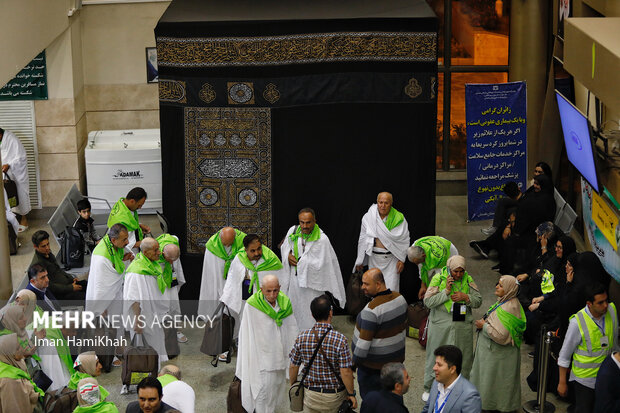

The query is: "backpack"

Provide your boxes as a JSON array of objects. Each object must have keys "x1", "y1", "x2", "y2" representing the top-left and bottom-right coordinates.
[
  {"x1": 59, "y1": 226, "x2": 85, "y2": 269},
  {"x1": 43, "y1": 387, "x2": 78, "y2": 413},
  {"x1": 200, "y1": 302, "x2": 235, "y2": 366}
]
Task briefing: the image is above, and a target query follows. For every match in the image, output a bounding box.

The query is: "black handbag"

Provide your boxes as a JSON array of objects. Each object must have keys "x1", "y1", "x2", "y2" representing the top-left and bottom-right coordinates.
[
  {"x1": 200, "y1": 301, "x2": 235, "y2": 366},
  {"x1": 3, "y1": 173, "x2": 18, "y2": 208}
]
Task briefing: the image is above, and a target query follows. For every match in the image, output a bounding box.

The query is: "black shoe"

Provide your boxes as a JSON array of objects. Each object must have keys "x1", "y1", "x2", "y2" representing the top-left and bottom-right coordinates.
[
  {"x1": 469, "y1": 241, "x2": 489, "y2": 259},
  {"x1": 491, "y1": 263, "x2": 500, "y2": 271},
  {"x1": 528, "y1": 351, "x2": 534, "y2": 358}
]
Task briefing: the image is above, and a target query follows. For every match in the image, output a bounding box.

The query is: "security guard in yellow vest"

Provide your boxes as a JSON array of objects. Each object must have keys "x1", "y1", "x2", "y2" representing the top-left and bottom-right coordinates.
[{"x1": 557, "y1": 284, "x2": 618, "y2": 413}]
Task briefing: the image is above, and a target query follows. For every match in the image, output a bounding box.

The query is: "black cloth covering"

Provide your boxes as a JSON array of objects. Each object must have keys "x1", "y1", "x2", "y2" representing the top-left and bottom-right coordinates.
[{"x1": 156, "y1": 0, "x2": 438, "y2": 301}]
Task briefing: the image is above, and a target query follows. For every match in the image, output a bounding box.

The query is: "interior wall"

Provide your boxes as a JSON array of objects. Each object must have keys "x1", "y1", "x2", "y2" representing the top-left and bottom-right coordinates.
[
  {"x1": 80, "y1": 2, "x2": 170, "y2": 133},
  {"x1": 0, "y1": 0, "x2": 70, "y2": 88}
]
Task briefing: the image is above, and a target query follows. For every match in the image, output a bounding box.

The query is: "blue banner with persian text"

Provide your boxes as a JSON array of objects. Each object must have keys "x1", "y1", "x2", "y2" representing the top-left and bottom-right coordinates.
[{"x1": 466, "y1": 81, "x2": 527, "y2": 221}]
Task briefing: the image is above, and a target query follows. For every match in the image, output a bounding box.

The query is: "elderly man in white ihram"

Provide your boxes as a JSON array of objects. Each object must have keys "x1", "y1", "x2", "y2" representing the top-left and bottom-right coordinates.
[
  {"x1": 236, "y1": 274, "x2": 298, "y2": 413},
  {"x1": 354, "y1": 192, "x2": 410, "y2": 292}
]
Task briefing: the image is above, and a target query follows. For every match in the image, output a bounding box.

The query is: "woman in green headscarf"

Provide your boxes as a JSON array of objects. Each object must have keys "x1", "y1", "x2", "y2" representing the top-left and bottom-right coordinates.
[
  {"x1": 471, "y1": 275, "x2": 526, "y2": 412},
  {"x1": 72, "y1": 377, "x2": 119, "y2": 413},
  {"x1": 68, "y1": 352, "x2": 109, "y2": 400},
  {"x1": 0, "y1": 333, "x2": 43, "y2": 413}
]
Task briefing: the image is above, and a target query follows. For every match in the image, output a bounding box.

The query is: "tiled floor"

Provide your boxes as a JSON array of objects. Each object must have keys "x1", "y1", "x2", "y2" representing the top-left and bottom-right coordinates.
[{"x1": 8, "y1": 197, "x2": 571, "y2": 412}]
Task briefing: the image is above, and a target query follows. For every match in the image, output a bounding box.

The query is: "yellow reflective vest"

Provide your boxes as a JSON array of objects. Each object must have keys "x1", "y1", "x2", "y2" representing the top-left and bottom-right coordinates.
[
  {"x1": 540, "y1": 269, "x2": 555, "y2": 294},
  {"x1": 571, "y1": 302, "x2": 617, "y2": 378}
]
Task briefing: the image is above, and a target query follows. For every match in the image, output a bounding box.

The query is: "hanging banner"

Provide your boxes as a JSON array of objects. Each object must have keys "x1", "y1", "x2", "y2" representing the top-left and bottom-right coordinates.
[
  {"x1": 466, "y1": 81, "x2": 527, "y2": 221},
  {"x1": 0, "y1": 51, "x2": 48, "y2": 101},
  {"x1": 582, "y1": 178, "x2": 620, "y2": 282}
]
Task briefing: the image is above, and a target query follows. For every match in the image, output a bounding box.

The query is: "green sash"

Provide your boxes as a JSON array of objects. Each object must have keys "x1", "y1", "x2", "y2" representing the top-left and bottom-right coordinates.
[
  {"x1": 0, "y1": 360, "x2": 44, "y2": 397},
  {"x1": 126, "y1": 253, "x2": 166, "y2": 294},
  {"x1": 429, "y1": 267, "x2": 473, "y2": 312},
  {"x1": 72, "y1": 401, "x2": 119, "y2": 413},
  {"x1": 0, "y1": 328, "x2": 41, "y2": 363},
  {"x1": 414, "y1": 236, "x2": 452, "y2": 285},
  {"x1": 206, "y1": 229, "x2": 246, "y2": 278},
  {"x1": 496, "y1": 304, "x2": 526, "y2": 348},
  {"x1": 237, "y1": 247, "x2": 283, "y2": 294},
  {"x1": 246, "y1": 291, "x2": 293, "y2": 327},
  {"x1": 156, "y1": 234, "x2": 179, "y2": 290},
  {"x1": 384, "y1": 207, "x2": 404, "y2": 231},
  {"x1": 157, "y1": 373, "x2": 178, "y2": 387},
  {"x1": 68, "y1": 371, "x2": 110, "y2": 400},
  {"x1": 33, "y1": 306, "x2": 75, "y2": 374},
  {"x1": 107, "y1": 198, "x2": 143, "y2": 241},
  {"x1": 93, "y1": 235, "x2": 125, "y2": 275},
  {"x1": 288, "y1": 224, "x2": 321, "y2": 260}
]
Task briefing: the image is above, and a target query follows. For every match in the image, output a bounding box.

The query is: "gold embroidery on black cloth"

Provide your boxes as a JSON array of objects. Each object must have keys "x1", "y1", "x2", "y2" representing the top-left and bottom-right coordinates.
[
  {"x1": 430, "y1": 76, "x2": 436, "y2": 100},
  {"x1": 184, "y1": 107, "x2": 272, "y2": 253},
  {"x1": 156, "y1": 32, "x2": 437, "y2": 67},
  {"x1": 227, "y1": 82, "x2": 255, "y2": 105},
  {"x1": 405, "y1": 78, "x2": 422, "y2": 99},
  {"x1": 263, "y1": 83, "x2": 280, "y2": 104},
  {"x1": 159, "y1": 80, "x2": 186, "y2": 103},
  {"x1": 199, "y1": 83, "x2": 216, "y2": 103}
]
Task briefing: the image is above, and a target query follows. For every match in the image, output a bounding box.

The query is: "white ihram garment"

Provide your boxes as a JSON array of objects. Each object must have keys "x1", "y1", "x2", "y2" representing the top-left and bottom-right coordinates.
[
  {"x1": 354, "y1": 204, "x2": 410, "y2": 291},
  {"x1": 236, "y1": 302, "x2": 298, "y2": 413},
  {"x1": 0, "y1": 130, "x2": 31, "y2": 215},
  {"x1": 280, "y1": 225, "x2": 346, "y2": 330}
]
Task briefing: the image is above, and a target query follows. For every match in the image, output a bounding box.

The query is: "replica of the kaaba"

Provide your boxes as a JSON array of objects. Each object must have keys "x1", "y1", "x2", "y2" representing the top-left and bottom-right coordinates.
[{"x1": 155, "y1": 0, "x2": 438, "y2": 301}]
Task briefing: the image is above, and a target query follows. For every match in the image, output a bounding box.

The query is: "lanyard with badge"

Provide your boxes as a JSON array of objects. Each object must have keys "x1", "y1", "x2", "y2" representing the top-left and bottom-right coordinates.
[
  {"x1": 589, "y1": 312, "x2": 609, "y2": 348},
  {"x1": 451, "y1": 279, "x2": 468, "y2": 322},
  {"x1": 434, "y1": 388, "x2": 452, "y2": 413}
]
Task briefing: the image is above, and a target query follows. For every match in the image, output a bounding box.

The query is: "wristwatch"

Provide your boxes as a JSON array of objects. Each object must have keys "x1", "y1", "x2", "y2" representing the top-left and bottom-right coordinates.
[{"x1": 347, "y1": 390, "x2": 356, "y2": 397}]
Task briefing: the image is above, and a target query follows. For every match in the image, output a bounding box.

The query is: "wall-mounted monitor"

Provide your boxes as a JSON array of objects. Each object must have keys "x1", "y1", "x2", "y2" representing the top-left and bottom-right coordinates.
[{"x1": 556, "y1": 90, "x2": 601, "y2": 193}]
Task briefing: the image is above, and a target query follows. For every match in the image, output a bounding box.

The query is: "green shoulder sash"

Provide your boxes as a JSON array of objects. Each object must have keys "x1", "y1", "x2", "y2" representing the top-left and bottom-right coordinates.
[
  {"x1": 93, "y1": 235, "x2": 125, "y2": 275},
  {"x1": 415, "y1": 236, "x2": 451, "y2": 285},
  {"x1": 205, "y1": 229, "x2": 246, "y2": 278},
  {"x1": 246, "y1": 291, "x2": 293, "y2": 327},
  {"x1": 0, "y1": 360, "x2": 44, "y2": 397},
  {"x1": 384, "y1": 207, "x2": 404, "y2": 230},
  {"x1": 288, "y1": 224, "x2": 321, "y2": 260},
  {"x1": 72, "y1": 401, "x2": 119, "y2": 413},
  {"x1": 156, "y1": 234, "x2": 179, "y2": 290},
  {"x1": 496, "y1": 304, "x2": 526, "y2": 348},
  {"x1": 126, "y1": 253, "x2": 166, "y2": 294},
  {"x1": 157, "y1": 373, "x2": 178, "y2": 387},
  {"x1": 237, "y1": 247, "x2": 283, "y2": 294},
  {"x1": 107, "y1": 198, "x2": 142, "y2": 240}
]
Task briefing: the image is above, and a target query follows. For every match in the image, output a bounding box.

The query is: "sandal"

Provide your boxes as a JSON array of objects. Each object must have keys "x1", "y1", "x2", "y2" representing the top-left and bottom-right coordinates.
[
  {"x1": 18, "y1": 225, "x2": 28, "y2": 233},
  {"x1": 177, "y1": 331, "x2": 188, "y2": 343}
]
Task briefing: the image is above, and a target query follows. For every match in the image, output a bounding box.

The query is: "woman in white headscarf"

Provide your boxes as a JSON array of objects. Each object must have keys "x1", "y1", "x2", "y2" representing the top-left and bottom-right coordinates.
[
  {"x1": 0, "y1": 333, "x2": 43, "y2": 413},
  {"x1": 72, "y1": 377, "x2": 119, "y2": 413},
  {"x1": 68, "y1": 352, "x2": 109, "y2": 401},
  {"x1": 421, "y1": 255, "x2": 483, "y2": 400},
  {"x1": 471, "y1": 275, "x2": 526, "y2": 412}
]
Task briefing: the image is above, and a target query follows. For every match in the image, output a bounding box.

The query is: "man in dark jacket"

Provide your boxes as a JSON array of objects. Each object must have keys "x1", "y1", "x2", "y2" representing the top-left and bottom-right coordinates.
[
  {"x1": 25, "y1": 264, "x2": 61, "y2": 312},
  {"x1": 29, "y1": 230, "x2": 85, "y2": 301},
  {"x1": 126, "y1": 377, "x2": 180, "y2": 413},
  {"x1": 361, "y1": 362, "x2": 410, "y2": 413}
]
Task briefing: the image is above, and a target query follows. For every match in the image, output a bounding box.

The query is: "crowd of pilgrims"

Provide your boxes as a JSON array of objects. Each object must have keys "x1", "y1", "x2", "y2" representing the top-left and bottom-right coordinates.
[{"x1": 0, "y1": 161, "x2": 618, "y2": 413}]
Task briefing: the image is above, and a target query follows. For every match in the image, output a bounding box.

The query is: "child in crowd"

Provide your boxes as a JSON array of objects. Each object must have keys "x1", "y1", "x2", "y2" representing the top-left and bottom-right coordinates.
[{"x1": 74, "y1": 199, "x2": 102, "y2": 251}]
